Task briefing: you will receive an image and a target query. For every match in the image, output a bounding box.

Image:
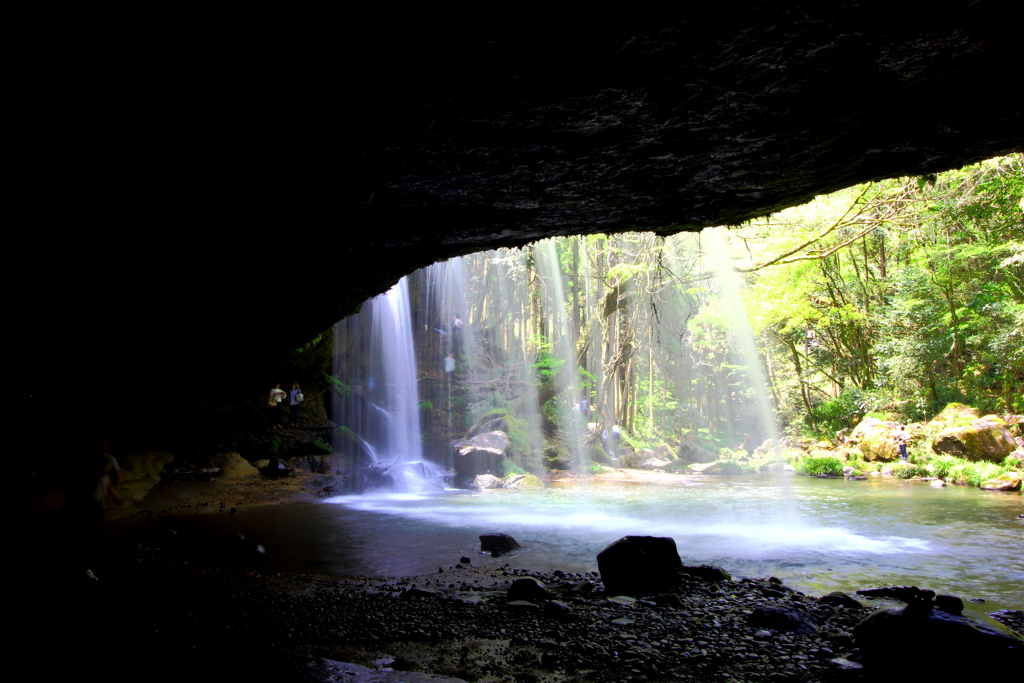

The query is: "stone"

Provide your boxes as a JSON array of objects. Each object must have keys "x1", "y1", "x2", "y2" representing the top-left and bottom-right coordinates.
[
  {"x1": 848, "y1": 418, "x2": 902, "y2": 462},
  {"x1": 854, "y1": 604, "x2": 1024, "y2": 674},
  {"x1": 210, "y1": 452, "x2": 260, "y2": 480},
  {"x1": 452, "y1": 432, "x2": 508, "y2": 485},
  {"x1": 679, "y1": 564, "x2": 732, "y2": 583},
  {"x1": 507, "y1": 577, "x2": 548, "y2": 602},
  {"x1": 980, "y1": 472, "x2": 1022, "y2": 491},
  {"x1": 469, "y1": 474, "x2": 503, "y2": 489},
  {"x1": 289, "y1": 658, "x2": 470, "y2": 682},
  {"x1": 933, "y1": 415, "x2": 1017, "y2": 462},
  {"x1": 933, "y1": 594, "x2": 964, "y2": 615},
  {"x1": 932, "y1": 402, "x2": 982, "y2": 428},
  {"x1": 118, "y1": 450, "x2": 175, "y2": 503},
  {"x1": 640, "y1": 458, "x2": 671, "y2": 470},
  {"x1": 479, "y1": 533, "x2": 520, "y2": 555},
  {"x1": 544, "y1": 600, "x2": 572, "y2": 617},
  {"x1": 818, "y1": 591, "x2": 862, "y2": 610},
  {"x1": 503, "y1": 474, "x2": 544, "y2": 489},
  {"x1": 455, "y1": 431, "x2": 509, "y2": 456},
  {"x1": 653, "y1": 443, "x2": 678, "y2": 462},
  {"x1": 676, "y1": 441, "x2": 718, "y2": 464},
  {"x1": 597, "y1": 536, "x2": 685, "y2": 596},
  {"x1": 930, "y1": 478, "x2": 947, "y2": 487},
  {"x1": 747, "y1": 606, "x2": 819, "y2": 634}
]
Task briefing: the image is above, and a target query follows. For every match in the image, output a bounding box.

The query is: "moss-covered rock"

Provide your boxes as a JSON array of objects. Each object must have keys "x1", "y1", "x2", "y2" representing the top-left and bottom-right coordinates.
[
  {"x1": 849, "y1": 418, "x2": 901, "y2": 462},
  {"x1": 211, "y1": 452, "x2": 260, "y2": 480},
  {"x1": 620, "y1": 451, "x2": 643, "y2": 469},
  {"x1": 932, "y1": 415, "x2": 1017, "y2": 463},
  {"x1": 118, "y1": 451, "x2": 175, "y2": 503},
  {"x1": 677, "y1": 441, "x2": 717, "y2": 464},
  {"x1": 932, "y1": 403, "x2": 982, "y2": 429},
  {"x1": 504, "y1": 473, "x2": 544, "y2": 489},
  {"x1": 654, "y1": 443, "x2": 678, "y2": 461},
  {"x1": 979, "y1": 472, "x2": 1022, "y2": 491}
]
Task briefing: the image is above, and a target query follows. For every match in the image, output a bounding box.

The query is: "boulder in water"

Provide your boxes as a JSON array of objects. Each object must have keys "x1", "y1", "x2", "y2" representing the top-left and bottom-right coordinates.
[
  {"x1": 480, "y1": 533, "x2": 520, "y2": 555},
  {"x1": 597, "y1": 535, "x2": 684, "y2": 596},
  {"x1": 980, "y1": 472, "x2": 1022, "y2": 491},
  {"x1": 452, "y1": 431, "x2": 507, "y2": 486},
  {"x1": 470, "y1": 474, "x2": 503, "y2": 489},
  {"x1": 504, "y1": 474, "x2": 544, "y2": 489},
  {"x1": 933, "y1": 414, "x2": 1017, "y2": 462}
]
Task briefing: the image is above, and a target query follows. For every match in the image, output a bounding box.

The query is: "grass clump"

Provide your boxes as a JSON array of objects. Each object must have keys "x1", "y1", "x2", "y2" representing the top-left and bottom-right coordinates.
[
  {"x1": 500, "y1": 459, "x2": 527, "y2": 477},
  {"x1": 794, "y1": 456, "x2": 845, "y2": 477},
  {"x1": 889, "y1": 462, "x2": 926, "y2": 479},
  {"x1": 925, "y1": 454, "x2": 1017, "y2": 486},
  {"x1": 587, "y1": 463, "x2": 608, "y2": 475}
]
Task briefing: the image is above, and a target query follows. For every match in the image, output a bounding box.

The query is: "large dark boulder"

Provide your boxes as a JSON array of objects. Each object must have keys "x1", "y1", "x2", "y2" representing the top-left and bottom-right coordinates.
[
  {"x1": 854, "y1": 604, "x2": 1024, "y2": 674},
  {"x1": 479, "y1": 533, "x2": 521, "y2": 555},
  {"x1": 596, "y1": 536, "x2": 685, "y2": 596}
]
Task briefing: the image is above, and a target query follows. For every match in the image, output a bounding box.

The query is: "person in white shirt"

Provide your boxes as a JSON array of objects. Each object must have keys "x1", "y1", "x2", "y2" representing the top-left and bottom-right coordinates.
[{"x1": 269, "y1": 383, "x2": 287, "y2": 428}]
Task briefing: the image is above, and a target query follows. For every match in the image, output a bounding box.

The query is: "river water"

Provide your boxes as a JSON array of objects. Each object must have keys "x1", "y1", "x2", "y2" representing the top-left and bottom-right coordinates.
[{"x1": 198, "y1": 475, "x2": 1024, "y2": 612}]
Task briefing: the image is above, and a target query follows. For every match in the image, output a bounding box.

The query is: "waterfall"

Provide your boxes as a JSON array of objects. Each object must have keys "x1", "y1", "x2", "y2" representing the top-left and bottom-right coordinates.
[{"x1": 372, "y1": 277, "x2": 424, "y2": 466}]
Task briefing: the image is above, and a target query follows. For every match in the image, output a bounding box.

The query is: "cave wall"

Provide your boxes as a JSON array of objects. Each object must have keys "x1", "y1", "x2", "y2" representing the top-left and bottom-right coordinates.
[{"x1": 13, "y1": 5, "x2": 1021, "y2": 450}]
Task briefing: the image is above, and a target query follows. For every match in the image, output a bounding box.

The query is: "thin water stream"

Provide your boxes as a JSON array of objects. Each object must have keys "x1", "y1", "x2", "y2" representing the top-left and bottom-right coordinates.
[{"x1": 191, "y1": 476, "x2": 1023, "y2": 613}]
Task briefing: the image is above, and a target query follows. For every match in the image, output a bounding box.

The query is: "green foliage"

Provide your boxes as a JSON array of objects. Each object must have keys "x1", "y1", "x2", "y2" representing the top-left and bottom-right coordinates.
[
  {"x1": 710, "y1": 460, "x2": 747, "y2": 475},
  {"x1": 500, "y1": 459, "x2": 526, "y2": 477},
  {"x1": 889, "y1": 462, "x2": 925, "y2": 479},
  {"x1": 587, "y1": 463, "x2": 608, "y2": 475},
  {"x1": 270, "y1": 436, "x2": 282, "y2": 455},
  {"x1": 718, "y1": 447, "x2": 749, "y2": 461},
  {"x1": 531, "y1": 338, "x2": 563, "y2": 382},
  {"x1": 418, "y1": 399, "x2": 434, "y2": 410},
  {"x1": 794, "y1": 456, "x2": 845, "y2": 477},
  {"x1": 926, "y1": 453, "x2": 1017, "y2": 486},
  {"x1": 312, "y1": 438, "x2": 332, "y2": 453}
]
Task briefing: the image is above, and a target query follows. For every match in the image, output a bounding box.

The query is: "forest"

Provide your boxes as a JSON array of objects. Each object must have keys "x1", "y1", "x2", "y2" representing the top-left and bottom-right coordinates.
[{"x1": 330, "y1": 154, "x2": 1023, "y2": 485}]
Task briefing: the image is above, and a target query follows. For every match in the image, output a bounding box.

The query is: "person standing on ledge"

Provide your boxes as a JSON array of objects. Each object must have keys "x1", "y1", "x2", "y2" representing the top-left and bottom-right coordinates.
[
  {"x1": 268, "y1": 383, "x2": 287, "y2": 428},
  {"x1": 611, "y1": 421, "x2": 621, "y2": 457},
  {"x1": 895, "y1": 425, "x2": 910, "y2": 461},
  {"x1": 289, "y1": 382, "x2": 304, "y2": 427}
]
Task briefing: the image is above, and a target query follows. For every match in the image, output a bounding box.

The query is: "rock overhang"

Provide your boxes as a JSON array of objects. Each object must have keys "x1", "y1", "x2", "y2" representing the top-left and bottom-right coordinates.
[{"x1": 14, "y1": 6, "x2": 1023, "y2": 438}]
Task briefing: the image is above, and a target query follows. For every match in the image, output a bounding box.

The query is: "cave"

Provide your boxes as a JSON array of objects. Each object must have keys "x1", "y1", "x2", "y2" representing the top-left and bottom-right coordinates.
[
  {"x1": 11, "y1": 6, "x2": 1023, "y2": 679},
  {"x1": 14, "y1": 6, "x2": 1021, "y2": 451}
]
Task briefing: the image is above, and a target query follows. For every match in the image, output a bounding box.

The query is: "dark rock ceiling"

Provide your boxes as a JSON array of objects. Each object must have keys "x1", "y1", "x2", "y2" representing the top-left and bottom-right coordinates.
[{"x1": 16, "y1": 4, "x2": 1022, "y2": 442}]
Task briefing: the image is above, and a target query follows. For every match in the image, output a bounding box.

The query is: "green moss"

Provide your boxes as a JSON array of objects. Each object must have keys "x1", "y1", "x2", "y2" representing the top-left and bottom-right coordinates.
[{"x1": 500, "y1": 459, "x2": 526, "y2": 477}]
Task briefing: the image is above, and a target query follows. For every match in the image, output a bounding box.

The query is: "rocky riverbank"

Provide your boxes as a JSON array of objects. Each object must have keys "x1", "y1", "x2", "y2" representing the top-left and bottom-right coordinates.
[{"x1": 17, "y1": 508, "x2": 1022, "y2": 683}]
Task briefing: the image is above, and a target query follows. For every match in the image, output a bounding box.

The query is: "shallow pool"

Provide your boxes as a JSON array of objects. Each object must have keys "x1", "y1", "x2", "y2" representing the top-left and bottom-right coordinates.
[{"x1": 196, "y1": 474, "x2": 1024, "y2": 612}]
